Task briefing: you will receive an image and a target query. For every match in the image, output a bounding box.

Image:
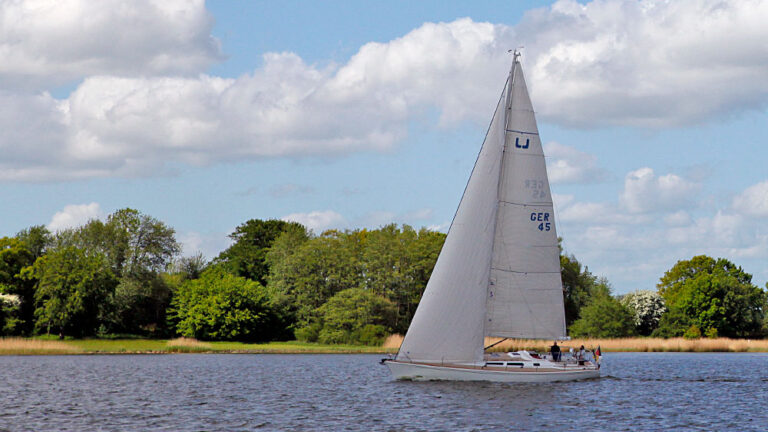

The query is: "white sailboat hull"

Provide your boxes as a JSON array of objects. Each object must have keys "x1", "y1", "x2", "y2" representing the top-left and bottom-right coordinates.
[{"x1": 384, "y1": 360, "x2": 599, "y2": 383}]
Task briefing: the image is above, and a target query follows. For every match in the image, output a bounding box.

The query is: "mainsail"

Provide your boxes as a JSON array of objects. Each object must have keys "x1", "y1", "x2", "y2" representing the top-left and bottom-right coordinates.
[{"x1": 396, "y1": 54, "x2": 566, "y2": 365}]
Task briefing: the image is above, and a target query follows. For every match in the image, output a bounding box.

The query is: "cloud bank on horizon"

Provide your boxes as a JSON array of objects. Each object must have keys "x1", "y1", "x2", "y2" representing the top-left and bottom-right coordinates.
[{"x1": 3, "y1": 0, "x2": 767, "y2": 291}]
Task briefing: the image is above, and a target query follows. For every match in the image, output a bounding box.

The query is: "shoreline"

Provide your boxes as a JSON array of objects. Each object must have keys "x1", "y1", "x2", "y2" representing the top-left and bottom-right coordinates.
[
  {"x1": 2, "y1": 336, "x2": 768, "y2": 355},
  {"x1": 0, "y1": 337, "x2": 397, "y2": 356}
]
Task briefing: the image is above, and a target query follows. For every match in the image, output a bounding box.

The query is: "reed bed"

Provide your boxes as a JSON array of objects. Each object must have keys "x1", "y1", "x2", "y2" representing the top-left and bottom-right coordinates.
[
  {"x1": 0, "y1": 337, "x2": 83, "y2": 355},
  {"x1": 382, "y1": 334, "x2": 768, "y2": 353},
  {"x1": 166, "y1": 337, "x2": 213, "y2": 353}
]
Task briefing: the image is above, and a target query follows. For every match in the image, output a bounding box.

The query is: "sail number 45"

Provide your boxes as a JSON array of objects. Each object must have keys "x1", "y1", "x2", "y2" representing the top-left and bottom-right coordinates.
[{"x1": 530, "y1": 212, "x2": 551, "y2": 231}]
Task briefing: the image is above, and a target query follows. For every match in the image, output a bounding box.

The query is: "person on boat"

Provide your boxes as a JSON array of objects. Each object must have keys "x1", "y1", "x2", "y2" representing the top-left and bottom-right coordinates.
[
  {"x1": 577, "y1": 345, "x2": 586, "y2": 365},
  {"x1": 550, "y1": 341, "x2": 561, "y2": 362}
]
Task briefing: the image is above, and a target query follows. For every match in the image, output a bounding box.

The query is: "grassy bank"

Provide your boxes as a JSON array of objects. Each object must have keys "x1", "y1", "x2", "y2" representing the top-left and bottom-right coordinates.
[
  {"x1": 383, "y1": 335, "x2": 768, "y2": 353},
  {"x1": 4, "y1": 335, "x2": 768, "y2": 355},
  {"x1": 0, "y1": 337, "x2": 396, "y2": 355}
]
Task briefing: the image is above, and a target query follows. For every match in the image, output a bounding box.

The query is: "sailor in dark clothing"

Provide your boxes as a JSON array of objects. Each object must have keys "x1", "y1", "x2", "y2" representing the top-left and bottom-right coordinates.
[{"x1": 550, "y1": 341, "x2": 561, "y2": 362}]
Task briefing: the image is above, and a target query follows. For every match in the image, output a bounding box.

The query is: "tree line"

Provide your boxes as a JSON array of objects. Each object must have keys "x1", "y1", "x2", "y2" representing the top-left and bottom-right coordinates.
[
  {"x1": 1, "y1": 209, "x2": 766, "y2": 343},
  {"x1": 563, "y1": 254, "x2": 768, "y2": 339}
]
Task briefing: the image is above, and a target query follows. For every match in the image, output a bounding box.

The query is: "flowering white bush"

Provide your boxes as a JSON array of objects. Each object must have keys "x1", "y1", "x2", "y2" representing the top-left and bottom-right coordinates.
[
  {"x1": 0, "y1": 293, "x2": 21, "y2": 307},
  {"x1": 621, "y1": 290, "x2": 667, "y2": 335}
]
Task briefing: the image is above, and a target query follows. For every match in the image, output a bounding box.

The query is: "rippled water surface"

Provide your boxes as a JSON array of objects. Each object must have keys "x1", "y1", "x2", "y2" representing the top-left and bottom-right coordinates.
[{"x1": 1, "y1": 352, "x2": 767, "y2": 431}]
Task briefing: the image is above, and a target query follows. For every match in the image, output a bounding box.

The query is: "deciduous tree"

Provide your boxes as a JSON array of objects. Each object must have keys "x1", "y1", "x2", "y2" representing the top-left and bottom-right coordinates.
[
  {"x1": 569, "y1": 281, "x2": 635, "y2": 338},
  {"x1": 315, "y1": 288, "x2": 397, "y2": 345},
  {"x1": 216, "y1": 219, "x2": 305, "y2": 285},
  {"x1": 656, "y1": 255, "x2": 766, "y2": 338},
  {"x1": 25, "y1": 246, "x2": 116, "y2": 338},
  {"x1": 621, "y1": 290, "x2": 667, "y2": 336},
  {"x1": 169, "y1": 266, "x2": 281, "y2": 342}
]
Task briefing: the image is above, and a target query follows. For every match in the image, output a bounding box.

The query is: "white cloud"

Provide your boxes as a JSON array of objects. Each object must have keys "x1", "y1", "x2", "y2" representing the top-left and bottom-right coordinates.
[
  {"x1": 619, "y1": 167, "x2": 700, "y2": 213},
  {"x1": 47, "y1": 202, "x2": 102, "y2": 232},
  {"x1": 0, "y1": 0, "x2": 221, "y2": 88},
  {"x1": 177, "y1": 230, "x2": 231, "y2": 259},
  {"x1": 558, "y1": 201, "x2": 613, "y2": 223},
  {"x1": 521, "y1": 0, "x2": 768, "y2": 127},
  {"x1": 544, "y1": 141, "x2": 608, "y2": 184},
  {"x1": 282, "y1": 210, "x2": 347, "y2": 234},
  {"x1": 5, "y1": 2, "x2": 768, "y2": 181},
  {"x1": 0, "y1": 17, "x2": 515, "y2": 182},
  {"x1": 732, "y1": 180, "x2": 768, "y2": 217},
  {"x1": 427, "y1": 221, "x2": 451, "y2": 233},
  {"x1": 664, "y1": 210, "x2": 692, "y2": 226}
]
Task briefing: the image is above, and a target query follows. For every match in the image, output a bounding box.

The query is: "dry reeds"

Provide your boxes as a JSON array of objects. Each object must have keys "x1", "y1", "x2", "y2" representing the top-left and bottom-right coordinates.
[
  {"x1": 382, "y1": 334, "x2": 404, "y2": 350},
  {"x1": 0, "y1": 338, "x2": 82, "y2": 355},
  {"x1": 381, "y1": 334, "x2": 768, "y2": 353},
  {"x1": 166, "y1": 337, "x2": 212, "y2": 351}
]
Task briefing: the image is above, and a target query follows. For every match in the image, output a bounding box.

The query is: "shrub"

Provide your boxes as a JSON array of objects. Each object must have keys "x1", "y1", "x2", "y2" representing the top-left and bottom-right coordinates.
[
  {"x1": 294, "y1": 323, "x2": 321, "y2": 342},
  {"x1": 683, "y1": 325, "x2": 702, "y2": 340},
  {"x1": 170, "y1": 266, "x2": 280, "y2": 342},
  {"x1": 355, "y1": 324, "x2": 388, "y2": 346},
  {"x1": 569, "y1": 289, "x2": 636, "y2": 338},
  {"x1": 621, "y1": 290, "x2": 666, "y2": 336},
  {"x1": 316, "y1": 288, "x2": 396, "y2": 345}
]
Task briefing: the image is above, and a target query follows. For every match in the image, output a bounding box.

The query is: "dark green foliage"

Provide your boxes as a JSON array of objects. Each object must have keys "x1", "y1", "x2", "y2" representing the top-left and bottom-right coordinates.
[
  {"x1": 169, "y1": 266, "x2": 283, "y2": 342},
  {"x1": 560, "y1": 252, "x2": 599, "y2": 327},
  {"x1": 0, "y1": 237, "x2": 37, "y2": 334},
  {"x1": 15, "y1": 225, "x2": 52, "y2": 259},
  {"x1": 315, "y1": 288, "x2": 397, "y2": 345},
  {"x1": 25, "y1": 246, "x2": 117, "y2": 338},
  {"x1": 216, "y1": 219, "x2": 306, "y2": 285},
  {"x1": 683, "y1": 325, "x2": 702, "y2": 340},
  {"x1": 651, "y1": 306, "x2": 690, "y2": 338},
  {"x1": 361, "y1": 225, "x2": 445, "y2": 333},
  {"x1": 268, "y1": 229, "x2": 365, "y2": 328},
  {"x1": 60, "y1": 209, "x2": 180, "y2": 335},
  {"x1": 656, "y1": 255, "x2": 766, "y2": 338},
  {"x1": 569, "y1": 281, "x2": 636, "y2": 338},
  {"x1": 267, "y1": 224, "x2": 445, "y2": 334}
]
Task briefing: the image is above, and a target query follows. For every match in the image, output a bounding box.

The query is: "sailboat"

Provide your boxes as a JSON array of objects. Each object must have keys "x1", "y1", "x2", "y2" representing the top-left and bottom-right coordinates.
[{"x1": 383, "y1": 52, "x2": 600, "y2": 382}]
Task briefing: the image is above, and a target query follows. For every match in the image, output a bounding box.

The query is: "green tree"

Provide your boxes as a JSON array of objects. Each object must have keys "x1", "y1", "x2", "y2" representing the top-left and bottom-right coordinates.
[
  {"x1": 560, "y1": 251, "x2": 599, "y2": 327},
  {"x1": 656, "y1": 255, "x2": 766, "y2": 338},
  {"x1": 315, "y1": 288, "x2": 397, "y2": 345},
  {"x1": 569, "y1": 281, "x2": 635, "y2": 338},
  {"x1": 169, "y1": 266, "x2": 283, "y2": 342},
  {"x1": 266, "y1": 224, "x2": 444, "y2": 337},
  {"x1": 360, "y1": 224, "x2": 444, "y2": 333},
  {"x1": 621, "y1": 290, "x2": 667, "y2": 336},
  {"x1": 15, "y1": 225, "x2": 52, "y2": 259},
  {"x1": 59, "y1": 209, "x2": 181, "y2": 334},
  {"x1": 25, "y1": 246, "x2": 117, "y2": 338},
  {"x1": 0, "y1": 237, "x2": 37, "y2": 334},
  {"x1": 267, "y1": 229, "x2": 363, "y2": 329},
  {"x1": 216, "y1": 219, "x2": 306, "y2": 285}
]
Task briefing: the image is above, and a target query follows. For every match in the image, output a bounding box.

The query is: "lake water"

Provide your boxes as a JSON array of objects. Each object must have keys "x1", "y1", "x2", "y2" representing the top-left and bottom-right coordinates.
[{"x1": 1, "y1": 352, "x2": 767, "y2": 431}]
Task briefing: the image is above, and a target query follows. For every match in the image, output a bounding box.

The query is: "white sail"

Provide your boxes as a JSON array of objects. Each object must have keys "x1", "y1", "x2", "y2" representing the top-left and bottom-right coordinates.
[
  {"x1": 396, "y1": 55, "x2": 565, "y2": 365},
  {"x1": 396, "y1": 84, "x2": 507, "y2": 364},
  {"x1": 485, "y1": 57, "x2": 567, "y2": 340}
]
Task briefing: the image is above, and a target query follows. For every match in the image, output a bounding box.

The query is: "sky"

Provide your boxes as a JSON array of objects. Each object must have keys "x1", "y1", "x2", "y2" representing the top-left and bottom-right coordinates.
[{"x1": 1, "y1": 0, "x2": 767, "y2": 294}]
